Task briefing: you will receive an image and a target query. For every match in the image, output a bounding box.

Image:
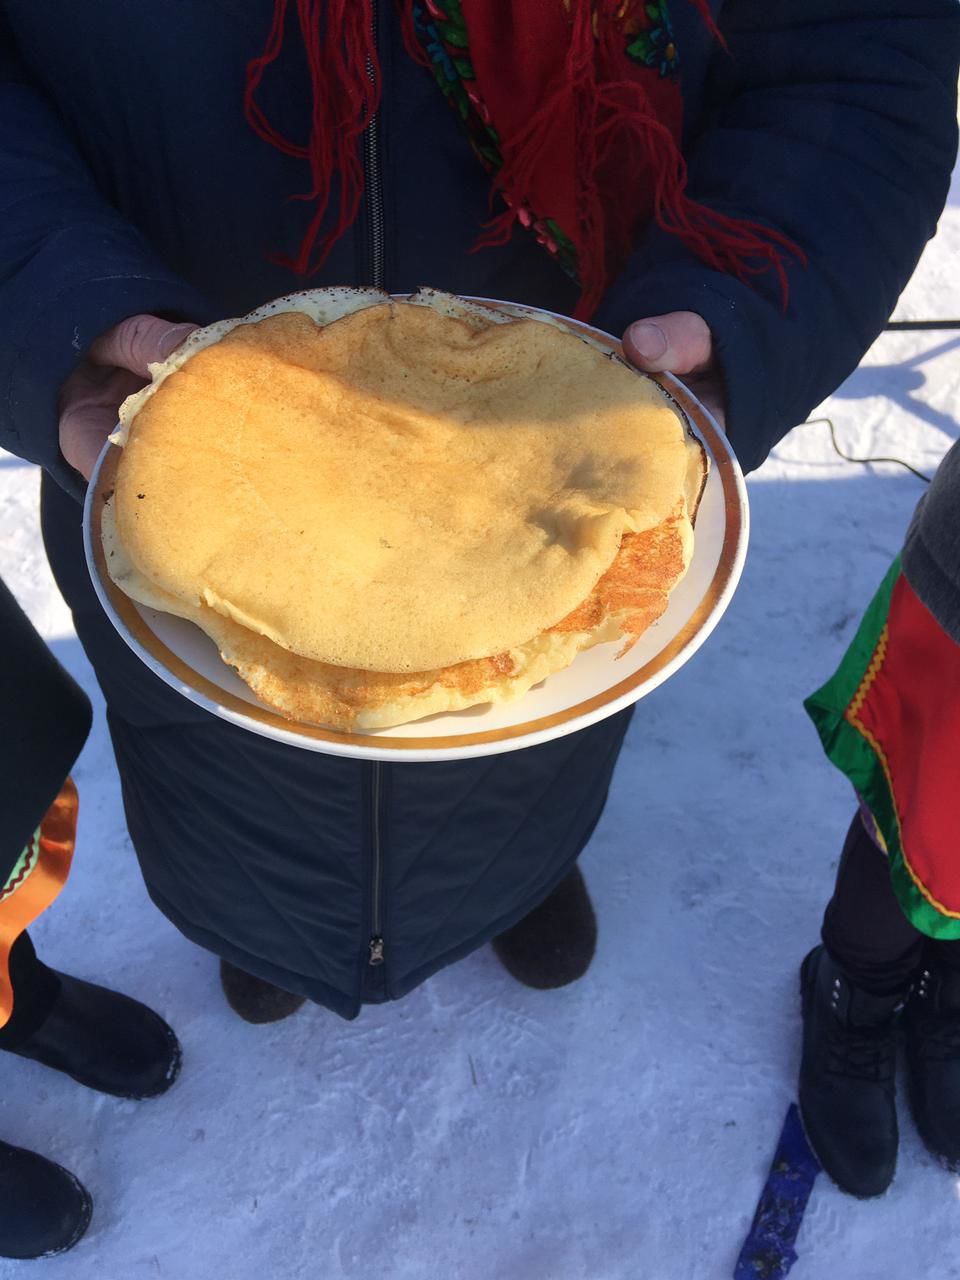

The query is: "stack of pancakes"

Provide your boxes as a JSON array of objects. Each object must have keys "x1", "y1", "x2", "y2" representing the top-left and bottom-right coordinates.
[{"x1": 102, "y1": 288, "x2": 707, "y2": 731}]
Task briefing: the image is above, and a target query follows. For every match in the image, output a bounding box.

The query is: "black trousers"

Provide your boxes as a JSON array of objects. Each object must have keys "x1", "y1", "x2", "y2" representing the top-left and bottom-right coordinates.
[
  {"x1": 0, "y1": 934, "x2": 59, "y2": 1052},
  {"x1": 822, "y1": 812, "x2": 960, "y2": 994}
]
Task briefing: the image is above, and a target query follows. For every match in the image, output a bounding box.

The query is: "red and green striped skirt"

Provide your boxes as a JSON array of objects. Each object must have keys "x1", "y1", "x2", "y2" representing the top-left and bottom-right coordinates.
[{"x1": 806, "y1": 559, "x2": 960, "y2": 939}]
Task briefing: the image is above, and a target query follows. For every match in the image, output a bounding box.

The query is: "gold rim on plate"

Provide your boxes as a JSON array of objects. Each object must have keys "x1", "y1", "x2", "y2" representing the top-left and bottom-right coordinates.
[{"x1": 86, "y1": 303, "x2": 744, "y2": 755}]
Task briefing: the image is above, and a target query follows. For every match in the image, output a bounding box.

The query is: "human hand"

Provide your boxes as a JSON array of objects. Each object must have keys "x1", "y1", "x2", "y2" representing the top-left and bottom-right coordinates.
[
  {"x1": 622, "y1": 311, "x2": 726, "y2": 428},
  {"x1": 59, "y1": 314, "x2": 198, "y2": 481}
]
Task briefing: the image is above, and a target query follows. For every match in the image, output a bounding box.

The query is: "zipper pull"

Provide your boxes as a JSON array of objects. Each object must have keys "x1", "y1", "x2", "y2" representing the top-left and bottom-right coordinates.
[{"x1": 368, "y1": 936, "x2": 385, "y2": 966}]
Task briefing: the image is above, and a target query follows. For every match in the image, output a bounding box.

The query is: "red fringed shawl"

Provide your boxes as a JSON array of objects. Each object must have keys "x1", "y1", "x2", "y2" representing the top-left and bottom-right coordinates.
[{"x1": 244, "y1": 0, "x2": 803, "y2": 319}]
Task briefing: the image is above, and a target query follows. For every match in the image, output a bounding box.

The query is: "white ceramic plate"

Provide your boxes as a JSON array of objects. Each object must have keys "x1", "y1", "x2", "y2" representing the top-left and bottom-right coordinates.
[{"x1": 83, "y1": 300, "x2": 748, "y2": 762}]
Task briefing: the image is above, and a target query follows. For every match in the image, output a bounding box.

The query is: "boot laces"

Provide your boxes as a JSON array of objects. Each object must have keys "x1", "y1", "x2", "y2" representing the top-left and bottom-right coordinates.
[{"x1": 825, "y1": 1019, "x2": 896, "y2": 1082}]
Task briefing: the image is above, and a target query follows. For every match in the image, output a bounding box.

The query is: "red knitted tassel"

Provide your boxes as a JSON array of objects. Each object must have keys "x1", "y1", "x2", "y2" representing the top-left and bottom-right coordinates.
[
  {"x1": 246, "y1": 0, "x2": 803, "y2": 308},
  {"x1": 244, "y1": 0, "x2": 380, "y2": 274},
  {"x1": 464, "y1": 0, "x2": 656, "y2": 317},
  {"x1": 458, "y1": 0, "x2": 801, "y2": 316},
  {"x1": 686, "y1": 0, "x2": 725, "y2": 46},
  {"x1": 397, "y1": 0, "x2": 432, "y2": 67}
]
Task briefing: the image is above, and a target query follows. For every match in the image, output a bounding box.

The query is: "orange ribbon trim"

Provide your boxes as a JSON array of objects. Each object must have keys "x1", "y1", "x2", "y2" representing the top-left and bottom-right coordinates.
[{"x1": 0, "y1": 777, "x2": 77, "y2": 1027}]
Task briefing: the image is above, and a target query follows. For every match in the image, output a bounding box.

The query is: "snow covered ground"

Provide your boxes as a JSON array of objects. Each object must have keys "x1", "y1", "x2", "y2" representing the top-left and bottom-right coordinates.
[{"x1": 1, "y1": 176, "x2": 959, "y2": 1279}]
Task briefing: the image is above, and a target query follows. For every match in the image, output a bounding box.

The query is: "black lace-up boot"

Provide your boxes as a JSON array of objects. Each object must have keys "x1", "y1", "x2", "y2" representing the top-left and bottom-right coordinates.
[
  {"x1": 798, "y1": 945, "x2": 903, "y2": 1197},
  {"x1": 904, "y1": 953, "x2": 960, "y2": 1169}
]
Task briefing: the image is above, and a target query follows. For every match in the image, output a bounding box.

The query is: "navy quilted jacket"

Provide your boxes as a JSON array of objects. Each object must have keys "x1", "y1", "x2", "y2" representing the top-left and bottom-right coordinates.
[{"x1": 2, "y1": 1, "x2": 957, "y2": 1016}]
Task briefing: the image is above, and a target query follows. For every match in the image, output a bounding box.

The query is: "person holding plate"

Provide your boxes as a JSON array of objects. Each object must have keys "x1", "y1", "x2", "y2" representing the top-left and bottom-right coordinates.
[{"x1": 0, "y1": 2, "x2": 957, "y2": 1026}]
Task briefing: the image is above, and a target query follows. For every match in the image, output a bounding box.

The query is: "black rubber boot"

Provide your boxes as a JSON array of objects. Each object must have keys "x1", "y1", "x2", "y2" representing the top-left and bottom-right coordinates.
[
  {"x1": 219, "y1": 959, "x2": 306, "y2": 1024},
  {"x1": 5, "y1": 973, "x2": 181, "y2": 1100},
  {"x1": 492, "y1": 866, "x2": 597, "y2": 990},
  {"x1": 0, "y1": 1140, "x2": 92, "y2": 1259},
  {"x1": 798, "y1": 945, "x2": 902, "y2": 1198},
  {"x1": 904, "y1": 954, "x2": 960, "y2": 1169}
]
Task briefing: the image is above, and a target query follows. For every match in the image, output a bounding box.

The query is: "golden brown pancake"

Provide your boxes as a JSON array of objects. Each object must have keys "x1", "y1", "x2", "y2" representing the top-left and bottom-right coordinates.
[
  {"x1": 102, "y1": 496, "x2": 692, "y2": 730},
  {"x1": 111, "y1": 290, "x2": 698, "y2": 673},
  {"x1": 105, "y1": 288, "x2": 707, "y2": 731}
]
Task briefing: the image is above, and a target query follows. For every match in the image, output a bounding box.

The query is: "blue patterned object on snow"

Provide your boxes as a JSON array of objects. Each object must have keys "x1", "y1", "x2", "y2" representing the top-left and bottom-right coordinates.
[{"x1": 734, "y1": 1104, "x2": 821, "y2": 1280}]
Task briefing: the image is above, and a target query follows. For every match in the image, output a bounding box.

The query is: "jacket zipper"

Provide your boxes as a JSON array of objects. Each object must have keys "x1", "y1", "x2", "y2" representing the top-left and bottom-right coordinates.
[
  {"x1": 368, "y1": 761, "x2": 385, "y2": 968},
  {"x1": 363, "y1": 1, "x2": 386, "y2": 290},
  {"x1": 364, "y1": 0, "x2": 386, "y2": 975}
]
